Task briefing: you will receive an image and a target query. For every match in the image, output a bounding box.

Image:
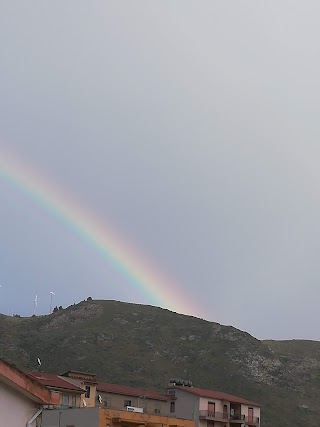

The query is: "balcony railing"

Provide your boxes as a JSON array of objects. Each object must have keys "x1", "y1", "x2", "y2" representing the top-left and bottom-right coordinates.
[
  {"x1": 229, "y1": 414, "x2": 259, "y2": 425},
  {"x1": 245, "y1": 416, "x2": 260, "y2": 425},
  {"x1": 199, "y1": 410, "x2": 229, "y2": 420},
  {"x1": 230, "y1": 414, "x2": 245, "y2": 421}
]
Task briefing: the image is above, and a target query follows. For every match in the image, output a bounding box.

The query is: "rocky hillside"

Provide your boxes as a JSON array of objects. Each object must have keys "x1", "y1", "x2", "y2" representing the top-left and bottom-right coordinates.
[{"x1": 0, "y1": 299, "x2": 319, "y2": 427}]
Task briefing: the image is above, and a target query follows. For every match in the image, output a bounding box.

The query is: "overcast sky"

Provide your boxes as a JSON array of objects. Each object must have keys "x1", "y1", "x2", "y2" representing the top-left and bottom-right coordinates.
[{"x1": 1, "y1": 1, "x2": 320, "y2": 339}]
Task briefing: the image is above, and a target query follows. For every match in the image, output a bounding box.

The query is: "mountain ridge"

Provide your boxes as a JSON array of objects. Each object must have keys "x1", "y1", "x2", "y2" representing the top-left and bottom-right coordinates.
[{"x1": 0, "y1": 299, "x2": 318, "y2": 427}]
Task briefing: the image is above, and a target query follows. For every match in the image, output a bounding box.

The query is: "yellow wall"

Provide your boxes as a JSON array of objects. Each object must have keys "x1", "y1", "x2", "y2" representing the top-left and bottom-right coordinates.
[
  {"x1": 57, "y1": 391, "x2": 82, "y2": 408},
  {"x1": 83, "y1": 383, "x2": 97, "y2": 408},
  {"x1": 98, "y1": 408, "x2": 194, "y2": 427}
]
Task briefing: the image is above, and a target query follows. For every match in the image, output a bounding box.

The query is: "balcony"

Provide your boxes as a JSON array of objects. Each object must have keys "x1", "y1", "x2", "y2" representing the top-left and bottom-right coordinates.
[
  {"x1": 229, "y1": 414, "x2": 245, "y2": 423},
  {"x1": 199, "y1": 410, "x2": 229, "y2": 421},
  {"x1": 245, "y1": 416, "x2": 260, "y2": 425},
  {"x1": 229, "y1": 414, "x2": 259, "y2": 425}
]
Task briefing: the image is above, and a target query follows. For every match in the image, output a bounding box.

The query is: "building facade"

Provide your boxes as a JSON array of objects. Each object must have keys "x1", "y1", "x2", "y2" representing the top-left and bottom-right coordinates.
[
  {"x1": 61, "y1": 370, "x2": 98, "y2": 408},
  {"x1": 28, "y1": 371, "x2": 85, "y2": 409},
  {"x1": 96, "y1": 381, "x2": 169, "y2": 415},
  {"x1": 0, "y1": 358, "x2": 59, "y2": 427},
  {"x1": 166, "y1": 384, "x2": 260, "y2": 427}
]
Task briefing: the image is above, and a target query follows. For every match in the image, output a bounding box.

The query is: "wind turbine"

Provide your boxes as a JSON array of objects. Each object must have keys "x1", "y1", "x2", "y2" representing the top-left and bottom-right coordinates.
[
  {"x1": 49, "y1": 291, "x2": 55, "y2": 313},
  {"x1": 33, "y1": 294, "x2": 38, "y2": 316}
]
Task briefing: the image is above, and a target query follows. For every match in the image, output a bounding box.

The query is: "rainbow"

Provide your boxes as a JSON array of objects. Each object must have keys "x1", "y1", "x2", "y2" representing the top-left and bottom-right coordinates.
[{"x1": 0, "y1": 147, "x2": 199, "y2": 317}]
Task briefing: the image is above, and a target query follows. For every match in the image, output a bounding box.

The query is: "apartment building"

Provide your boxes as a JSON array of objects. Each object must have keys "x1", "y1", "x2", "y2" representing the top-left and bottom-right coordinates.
[
  {"x1": 96, "y1": 381, "x2": 169, "y2": 415},
  {"x1": 166, "y1": 382, "x2": 260, "y2": 427},
  {"x1": 28, "y1": 371, "x2": 85, "y2": 409},
  {"x1": 61, "y1": 370, "x2": 98, "y2": 408},
  {"x1": 0, "y1": 358, "x2": 58, "y2": 426}
]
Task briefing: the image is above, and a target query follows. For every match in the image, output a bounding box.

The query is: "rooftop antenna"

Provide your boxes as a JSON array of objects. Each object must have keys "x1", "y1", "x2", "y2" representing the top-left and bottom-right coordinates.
[
  {"x1": 33, "y1": 294, "x2": 38, "y2": 316},
  {"x1": 49, "y1": 291, "x2": 55, "y2": 313}
]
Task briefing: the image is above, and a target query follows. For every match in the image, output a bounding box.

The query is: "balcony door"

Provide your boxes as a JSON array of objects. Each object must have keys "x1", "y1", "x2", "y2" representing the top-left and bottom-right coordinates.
[
  {"x1": 248, "y1": 408, "x2": 254, "y2": 423},
  {"x1": 223, "y1": 405, "x2": 228, "y2": 419},
  {"x1": 208, "y1": 402, "x2": 215, "y2": 417}
]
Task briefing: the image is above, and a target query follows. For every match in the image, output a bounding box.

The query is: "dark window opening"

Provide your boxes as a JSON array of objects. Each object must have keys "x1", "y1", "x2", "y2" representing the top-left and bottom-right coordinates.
[{"x1": 85, "y1": 386, "x2": 91, "y2": 398}]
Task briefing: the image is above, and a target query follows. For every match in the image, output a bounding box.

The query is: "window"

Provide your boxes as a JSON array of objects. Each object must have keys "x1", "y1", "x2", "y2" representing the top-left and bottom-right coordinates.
[
  {"x1": 170, "y1": 401, "x2": 175, "y2": 413},
  {"x1": 62, "y1": 394, "x2": 69, "y2": 407},
  {"x1": 223, "y1": 405, "x2": 228, "y2": 419},
  {"x1": 124, "y1": 400, "x2": 132, "y2": 407},
  {"x1": 208, "y1": 402, "x2": 215, "y2": 416},
  {"x1": 154, "y1": 404, "x2": 161, "y2": 414},
  {"x1": 85, "y1": 386, "x2": 91, "y2": 398},
  {"x1": 71, "y1": 395, "x2": 77, "y2": 407}
]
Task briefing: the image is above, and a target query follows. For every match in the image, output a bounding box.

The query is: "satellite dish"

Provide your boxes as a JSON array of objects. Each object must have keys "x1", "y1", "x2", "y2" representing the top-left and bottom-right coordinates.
[
  {"x1": 98, "y1": 395, "x2": 102, "y2": 404},
  {"x1": 37, "y1": 358, "x2": 42, "y2": 366},
  {"x1": 83, "y1": 399, "x2": 87, "y2": 407}
]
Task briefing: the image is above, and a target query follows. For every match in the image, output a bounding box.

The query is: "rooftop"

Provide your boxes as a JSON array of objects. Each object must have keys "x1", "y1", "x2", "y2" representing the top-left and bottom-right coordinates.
[
  {"x1": 61, "y1": 370, "x2": 97, "y2": 384},
  {"x1": 0, "y1": 359, "x2": 59, "y2": 405},
  {"x1": 28, "y1": 372, "x2": 84, "y2": 393}
]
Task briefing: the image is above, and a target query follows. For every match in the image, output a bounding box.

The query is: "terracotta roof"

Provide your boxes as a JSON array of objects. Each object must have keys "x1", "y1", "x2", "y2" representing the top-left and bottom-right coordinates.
[
  {"x1": 0, "y1": 359, "x2": 59, "y2": 405},
  {"x1": 97, "y1": 381, "x2": 168, "y2": 401},
  {"x1": 61, "y1": 370, "x2": 97, "y2": 384},
  {"x1": 171, "y1": 386, "x2": 260, "y2": 407},
  {"x1": 28, "y1": 372, "x2": 84, "y2": 393}
]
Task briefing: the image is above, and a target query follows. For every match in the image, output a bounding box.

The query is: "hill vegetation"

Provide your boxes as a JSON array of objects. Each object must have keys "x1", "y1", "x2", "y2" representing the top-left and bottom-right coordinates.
[{"x1": 0, "y1": 299, "x2": 319, "y2": 427}]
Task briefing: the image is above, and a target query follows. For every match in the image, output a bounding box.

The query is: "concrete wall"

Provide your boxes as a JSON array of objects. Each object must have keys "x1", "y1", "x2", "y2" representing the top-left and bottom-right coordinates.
[
  {"x1": 0, "y1": 381, "x2": 40, "y2": 427},
  {"x1": 171, "y1": 389, "x2": 199, "y2": 425},
  {"x1": 42, "y1": 408, "x2": 99, "y2": 427},
  {"x1": 98, "y1": 391, "x2": 168, "y2": 415},
  {"x1": 199, "y1": 396, "x2": 227, "y2": 412}
]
